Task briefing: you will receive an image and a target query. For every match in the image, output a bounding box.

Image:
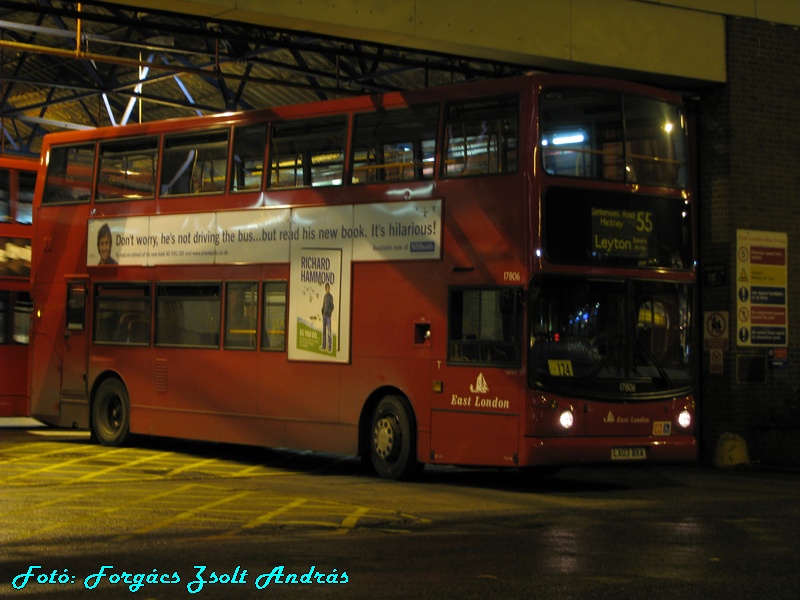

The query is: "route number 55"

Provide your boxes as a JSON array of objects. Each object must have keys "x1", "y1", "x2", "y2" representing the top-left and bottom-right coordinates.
[{"x1": 636, "y1": 211, "x2": 653, "y2": 233}]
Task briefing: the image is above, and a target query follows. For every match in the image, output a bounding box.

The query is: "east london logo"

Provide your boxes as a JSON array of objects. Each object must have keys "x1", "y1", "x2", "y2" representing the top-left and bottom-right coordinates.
[
  {"x1": 450, "y1": 373, "x2": 510, "y2": 410},
  {"x1": 604, "y1": 412, "x2": 672, "y2": 435},
  {"x1": 470, "y1": 373, "x2": 489, "y2": 394},
  {"x1": 604, "y1": 411, "x2": 651, "y2": 425}
]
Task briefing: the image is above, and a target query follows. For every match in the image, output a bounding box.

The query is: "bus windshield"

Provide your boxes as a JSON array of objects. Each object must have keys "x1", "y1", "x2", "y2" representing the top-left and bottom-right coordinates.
[
  {"x1": 529, "y1": 277, "x2": 692, "y2": 399},
  {"x1": 540, "y1": 88, "x2": 687, "y2": 188}
]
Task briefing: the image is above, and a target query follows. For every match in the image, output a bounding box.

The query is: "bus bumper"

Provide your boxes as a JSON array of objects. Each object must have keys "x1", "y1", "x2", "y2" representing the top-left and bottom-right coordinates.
[{"x1": 520, "y1": 435, "x2": 698, "y2": 466}]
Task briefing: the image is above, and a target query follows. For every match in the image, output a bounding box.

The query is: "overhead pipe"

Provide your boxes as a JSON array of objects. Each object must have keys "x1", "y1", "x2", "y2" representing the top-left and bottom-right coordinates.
[
  {"x1": 0, "y1": 20, "x2": 200, "y2": 59},
  {"x1": 75, "y1": 3, "x2": 82, "y2": 56},
  {"x1": 0, "y1": 38, "x2": 255, "y2": 85}
]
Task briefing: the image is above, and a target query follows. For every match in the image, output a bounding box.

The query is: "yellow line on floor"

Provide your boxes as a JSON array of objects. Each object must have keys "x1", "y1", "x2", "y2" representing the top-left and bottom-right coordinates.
[
  {"x1": 0, "y1": 448, "x2": 127, "y2": 483},
  {"x1": 65, "y1": 452, "x2": 174, "y2": 484},
  {"x1": 115, "y1": 490, "x2": 253, "y2": 542},
  {"x1": 334, "y1": 506, "x2": 371, "y2": 534}
]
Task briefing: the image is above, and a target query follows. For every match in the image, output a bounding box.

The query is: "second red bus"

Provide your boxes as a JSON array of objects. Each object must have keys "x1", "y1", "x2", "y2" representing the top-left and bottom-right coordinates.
[{"x1": 1, "y1": 155, "x2": 37, "y2": 417}]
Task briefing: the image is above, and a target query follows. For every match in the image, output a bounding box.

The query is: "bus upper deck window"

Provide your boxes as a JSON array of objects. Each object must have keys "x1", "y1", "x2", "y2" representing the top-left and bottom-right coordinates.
[
  {"x1": 269, "y1": 117, "x2": 346, "y2": 189},
  {"x1": 351, "y1": 105, "x2": 438, "y2": 184},
  {"x1": 160, "y1": 130, "x2": 229, "y2": 197},
  {"x1": 443, "y1": 95, "x2": 518, "y2": 178},
  {"x1": 16, "y1": 171, "x2": 35, "y2": 224},
  {"x1": 231, "y1": 123, "x2": 267, "y2": 192},
  {"x1": 0, "y1": 170, "x2": 9, "y2": 221},
  {"x1": 97, "y1": 136, "x2": 159, "y2": 201},
  {"x1": 42, "y1": 144, "x2": 95, "y2": 204}
]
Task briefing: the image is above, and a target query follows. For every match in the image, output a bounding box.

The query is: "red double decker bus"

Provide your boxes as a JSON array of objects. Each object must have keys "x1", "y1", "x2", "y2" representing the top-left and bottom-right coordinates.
[
  {"x1": 0, "y1": 155, "x2": 37, "y2": 417},
  {"x1": 30, "y1": 73, "x2": 696, "y2": 478}
]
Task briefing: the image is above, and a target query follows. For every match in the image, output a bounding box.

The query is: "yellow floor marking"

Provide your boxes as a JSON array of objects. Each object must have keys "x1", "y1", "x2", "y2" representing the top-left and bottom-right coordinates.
[
  {"x1": 0, "y1": 490, "x2": 94, "y2": 518},
  {"x1": 166, "y1": 457, "x2": 218, "y2": 476},
  {"x1": 0, "y1": 443, "x2": 89, "y2": 465},
  {"x1": 115, "y1": 490, "x2": 253, "y2": 541},
  {"x1": 335, "y1": 506, "x2": 371, "y2": 534},
  {"x1": 241, "y1": 497, "x2": 308, "y2": 530},
  {"x1": 231, "y1": 464, "x2": 270, "y2": 476},
  {"x1": 0, "y1": 448, "x2": 127, "y2": 483},
  {"x1": 64, "y1": 452, "x2": 174, "y2": 484},
  {"x1": 205, "y1": 497, "x2": 308, "y2": 540},
  {"x1": 4, "y1": 484, "x2": 200, "y2": 542}
]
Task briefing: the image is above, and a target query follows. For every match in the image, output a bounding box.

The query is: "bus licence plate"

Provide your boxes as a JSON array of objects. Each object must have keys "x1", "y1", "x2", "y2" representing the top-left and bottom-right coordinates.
[{"x1": 611, "y1": 447, "x2": 646, "y2": 460}]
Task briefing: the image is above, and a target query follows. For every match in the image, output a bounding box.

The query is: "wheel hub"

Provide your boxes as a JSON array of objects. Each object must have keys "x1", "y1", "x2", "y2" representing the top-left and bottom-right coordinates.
[{"x1": 373, "y1": 416, "x2": 400, "y2": 461}]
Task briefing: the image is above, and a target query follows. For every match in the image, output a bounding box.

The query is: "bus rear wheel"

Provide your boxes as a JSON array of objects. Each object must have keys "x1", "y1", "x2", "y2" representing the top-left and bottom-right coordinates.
[
  {"x1": 92, "y1": 378, "x2": 131, "y2": 447},
  {"x1": 369, "y1": 395, "x2": 419, "y2": 480}
]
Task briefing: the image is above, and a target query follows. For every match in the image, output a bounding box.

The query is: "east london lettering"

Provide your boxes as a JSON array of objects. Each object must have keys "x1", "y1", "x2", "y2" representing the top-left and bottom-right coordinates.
[
  {"x1": 450, "y1": 394, "x2": 510, "y2": 410},
  {"x1": 613, "y1": 416, "x2": 650, "y2": 424}
]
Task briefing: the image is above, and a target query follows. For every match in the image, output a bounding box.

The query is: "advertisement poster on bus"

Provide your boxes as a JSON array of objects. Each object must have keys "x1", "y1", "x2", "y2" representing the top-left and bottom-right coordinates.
[
  {"x1": 287, "y1": 205, "x2": 352, "y2": 364},
  {"x1": 352, "y1": 200, "x2": 441, "y2": 261},
  {"x1": 289, "y1": 248, "x2": 343, "y2": 362},
  {"x1": 87, "y1": 200, "x2": 441, "y2": 268}
]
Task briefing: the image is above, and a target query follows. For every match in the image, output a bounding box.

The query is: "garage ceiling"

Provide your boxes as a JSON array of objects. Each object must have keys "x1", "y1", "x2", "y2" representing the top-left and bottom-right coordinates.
[{"x1": 0, "y1": 0, "x2": 524, "y2": 157}]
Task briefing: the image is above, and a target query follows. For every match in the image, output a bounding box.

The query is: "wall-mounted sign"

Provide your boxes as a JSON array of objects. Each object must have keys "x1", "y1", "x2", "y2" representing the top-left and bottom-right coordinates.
[
  {"x1": 736, "y1": 230, "x2": 788, "y2": 347},
  {"x1": 703, "y1": 263, "x2": 727, "y2": 287},
  {"x1": 704, "y1": 311, "x2": 729, "y2": 350}
]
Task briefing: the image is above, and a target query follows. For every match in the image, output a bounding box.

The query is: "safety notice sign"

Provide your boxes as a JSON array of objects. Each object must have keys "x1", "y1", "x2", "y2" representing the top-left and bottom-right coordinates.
[{"x1": 736, "y1": 230, "x2": 788, "y2": 347}]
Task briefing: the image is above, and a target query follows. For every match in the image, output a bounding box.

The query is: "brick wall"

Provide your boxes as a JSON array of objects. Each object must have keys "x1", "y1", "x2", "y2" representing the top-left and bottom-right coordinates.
[{"x1": 698, "y1": 17, "x2": 800, "y2": 465}]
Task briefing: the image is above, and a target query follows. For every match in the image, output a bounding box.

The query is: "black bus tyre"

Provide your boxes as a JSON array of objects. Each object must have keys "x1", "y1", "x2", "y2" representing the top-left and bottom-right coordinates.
[
  {"x1": 92, "y1": 378, "x2": 131, "y2": 447},
  {"x1": 369, "y1": 395, "x2": 419, "y2": 480}
]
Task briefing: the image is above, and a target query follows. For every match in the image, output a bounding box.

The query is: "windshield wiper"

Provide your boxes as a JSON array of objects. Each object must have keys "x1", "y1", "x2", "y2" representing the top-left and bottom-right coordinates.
[{"x1": 634, "y1": 337, "x2": 673, "y2": 388}]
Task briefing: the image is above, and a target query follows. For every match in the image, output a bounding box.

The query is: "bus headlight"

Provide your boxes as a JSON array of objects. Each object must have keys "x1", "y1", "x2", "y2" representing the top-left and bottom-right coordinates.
[
  {"x1": 559, "y1": 410, "x2": 574, "y2": 430},
  {"x1": 678, "y1": 410, "x2": 692, "y2": 429}
]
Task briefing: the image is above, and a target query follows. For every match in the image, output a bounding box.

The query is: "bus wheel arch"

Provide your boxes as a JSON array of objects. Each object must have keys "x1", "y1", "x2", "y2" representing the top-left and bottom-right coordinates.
[
  {"x1": 360, "y1": 388, "x2": 421, "y2": 480},
  {"x1": 90, "y1": 374, "x2": 131, "y2": 447}
]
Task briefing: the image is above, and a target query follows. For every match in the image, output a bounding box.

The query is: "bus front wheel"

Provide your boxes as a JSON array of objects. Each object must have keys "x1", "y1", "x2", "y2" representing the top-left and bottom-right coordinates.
[
  {"x1": 92, "y1": 378, "x2": 131, "y2": 447},
  {"x1": 369, "y1": 395, "x2": 419, "y2": 480}
]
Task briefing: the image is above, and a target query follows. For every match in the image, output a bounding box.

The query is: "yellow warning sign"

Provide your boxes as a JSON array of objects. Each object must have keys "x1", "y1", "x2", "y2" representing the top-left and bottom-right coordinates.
[{"x1": 736, "y1": 229, "x2": 788, "y2": 347}]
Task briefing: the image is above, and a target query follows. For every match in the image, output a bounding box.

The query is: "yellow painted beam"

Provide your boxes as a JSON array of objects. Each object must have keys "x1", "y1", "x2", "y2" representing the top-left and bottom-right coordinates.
[
  {"x1": 650, "y1": 0, "x2": 800, "y2": 25},
  {"x1": 569, "y1": 0, "x2": 725, "y2": 82}
]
